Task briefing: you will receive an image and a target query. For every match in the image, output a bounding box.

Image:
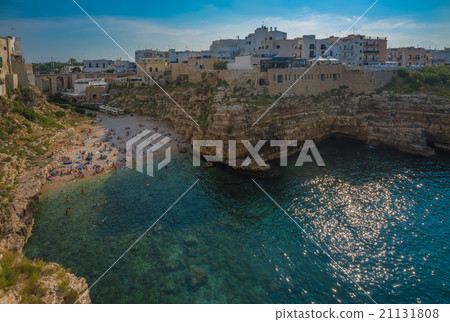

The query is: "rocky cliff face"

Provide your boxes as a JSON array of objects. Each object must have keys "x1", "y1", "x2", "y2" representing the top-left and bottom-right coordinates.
[
  {"x1": 108, "y1": 76, "x2": 449, "y2": 170},
  {"x1": 0, "y1": 89, "x2": 91, "y2": 303}
]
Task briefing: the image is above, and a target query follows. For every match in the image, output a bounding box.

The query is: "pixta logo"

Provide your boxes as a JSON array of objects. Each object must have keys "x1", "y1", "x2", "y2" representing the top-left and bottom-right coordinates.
[
  {"x1": 126, "y1": 130, "x2": 171, "y2": 176},
  {"x1": 193, "y1": 140, "x2": 325, "y2": 167}
]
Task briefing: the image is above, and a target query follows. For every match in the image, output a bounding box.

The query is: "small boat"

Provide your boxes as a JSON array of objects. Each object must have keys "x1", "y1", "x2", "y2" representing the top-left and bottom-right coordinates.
[{"x1": 206, "y1": 162, "x2": 213, "y2": 167}]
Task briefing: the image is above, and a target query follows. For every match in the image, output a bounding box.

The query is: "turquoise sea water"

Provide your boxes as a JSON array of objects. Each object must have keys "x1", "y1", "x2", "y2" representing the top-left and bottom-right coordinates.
[{"x1": 24, "y1": 138, "x2": 450, "y2": 304}]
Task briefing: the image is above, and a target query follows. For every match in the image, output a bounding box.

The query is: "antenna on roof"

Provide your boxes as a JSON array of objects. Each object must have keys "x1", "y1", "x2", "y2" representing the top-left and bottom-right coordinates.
[
  {"x1": 262, "y1": 21, "x2": 264, "y2": 27},
  {"x1": 10, "y1": 24, "x2": 16, "y2": 37}
]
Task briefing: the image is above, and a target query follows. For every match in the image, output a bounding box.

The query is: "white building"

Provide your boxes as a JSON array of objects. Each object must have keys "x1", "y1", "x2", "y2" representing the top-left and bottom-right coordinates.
[
  {"x1": 227, "y1": 54, "x2": 264, "y2": 70},
  {"x1": 296, "y1": 35, "x2": 340, "y2": 60},
  {"x1": 114, "y1": 60, "x2": 131, "y2": 72},
  {"x1": 339, "y1": 35, "x2": 364, "y2": 66},
  {"x1": 241, "y1": 26, "x2": 287, "y2": 53},
  {"x1": 82, "y1": 59, "x2": 111, "y2": 73},
  {"x1": 208, "y1": 25, "x2": 288, "y2": 59},
  {"x1": 73, "y1": 78, "x2": 107, "y2": 95}
]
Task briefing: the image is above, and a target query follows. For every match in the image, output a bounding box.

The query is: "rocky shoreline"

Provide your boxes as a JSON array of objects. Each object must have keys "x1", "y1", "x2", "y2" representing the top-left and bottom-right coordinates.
[
  {"x1": 0, "y1": 128, "x2": 91, "y2": 303},
  {"x1": 107, "y1": 77, "x2": 450, "y2": 172},
  {"x1": 1, "y1": 89, "x2": 91, "y2": 304}
]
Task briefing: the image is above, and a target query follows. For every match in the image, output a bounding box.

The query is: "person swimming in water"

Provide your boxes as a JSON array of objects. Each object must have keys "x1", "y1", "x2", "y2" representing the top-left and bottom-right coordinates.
[
  {"x1": 65, "y1": 208, "x2": 70, "y2": 216},
  {"x1": 66, "y1": 195, "x2": 70, "y2": 201}
]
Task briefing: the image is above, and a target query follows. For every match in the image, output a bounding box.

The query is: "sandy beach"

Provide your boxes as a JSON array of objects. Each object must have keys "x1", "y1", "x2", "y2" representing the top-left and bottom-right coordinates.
[{"x1": 42, "y1": 113, "x2": 186, "y2": 193}]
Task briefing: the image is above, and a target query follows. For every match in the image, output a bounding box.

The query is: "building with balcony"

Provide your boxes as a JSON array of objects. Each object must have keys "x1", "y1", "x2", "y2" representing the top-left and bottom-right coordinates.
[
  {"x1": 296, "y1": 35, "x2": 340, "y2": 60},
  {"x1": 387, "y1": 47, "x2": 432, "y2": 66}
]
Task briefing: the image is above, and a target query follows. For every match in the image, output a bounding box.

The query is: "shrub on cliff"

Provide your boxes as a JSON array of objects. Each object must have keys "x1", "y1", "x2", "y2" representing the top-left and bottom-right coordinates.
[
  {"x1": 213, "y1": 60, "x2": 228, "y2": 70},
  {"x1": 398, "y1": 68, "x2": 409, "y2": 78}
]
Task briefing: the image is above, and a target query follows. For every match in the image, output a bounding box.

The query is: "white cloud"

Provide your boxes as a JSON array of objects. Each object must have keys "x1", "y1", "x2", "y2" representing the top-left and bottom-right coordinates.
[{"x1": 1, "y1": 11, "x2": 449, "y2": 62}]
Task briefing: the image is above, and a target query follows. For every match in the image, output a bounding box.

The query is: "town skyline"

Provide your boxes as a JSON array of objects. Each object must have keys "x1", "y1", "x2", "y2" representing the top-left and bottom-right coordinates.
[{"x1": 1, "y1": 0, "x2": 449, "y2": 62}]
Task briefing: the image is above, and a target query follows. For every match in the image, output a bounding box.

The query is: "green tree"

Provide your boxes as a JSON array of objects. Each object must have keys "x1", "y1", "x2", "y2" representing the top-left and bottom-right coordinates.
[
  {"x1": 213, "y1": 60, "x2": 228, "y2": 70},
  {"x1": 397, "y1": 67, "x2": 409, "y2": 78}
]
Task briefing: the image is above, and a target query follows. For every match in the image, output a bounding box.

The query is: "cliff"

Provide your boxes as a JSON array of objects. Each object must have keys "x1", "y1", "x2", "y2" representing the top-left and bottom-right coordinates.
[
  {"x1": 108, "y1": 74, "x2": 450, "y2": 170},
  {"x1": 0, "y1": 88, "x2": 91, "y2": 303}
]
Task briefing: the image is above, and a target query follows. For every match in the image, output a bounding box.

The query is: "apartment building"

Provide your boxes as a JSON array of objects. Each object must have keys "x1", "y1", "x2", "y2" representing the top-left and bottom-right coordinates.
[
  {"x1": 387, "y1": 47, "x2": 432, "y2": 66},
  {"x1": 135, "y1": 49, "x2": 176, "y2": 63},
  {"x1": 82, "y1": 59, "x2": 112, "y2": 73},
  {"x1": 296, "y1": 35, "x2": 340, "y2": 60},
  {"x1": 361, "y1": 36, "x2": 387, "y2": 64},
  {"x1": 431, "y1": 48, "x2": 450, "y2": 66},
  {"x1": 136, "y1": 58, "x2": 168, "y2": 80},
  {"x1": 339, "y1": 35, "x2": 364, "y2": 66}
]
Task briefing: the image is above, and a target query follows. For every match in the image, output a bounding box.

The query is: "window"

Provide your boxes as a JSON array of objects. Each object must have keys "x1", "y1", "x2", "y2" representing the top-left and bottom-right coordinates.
[
  {"x1": 276, "y1": 45, "x2": 280, "y2": 49},
  {"x1": 309, "y1": 44, "x2": 315, "y2": 49},
  {"x1": 149, "y1": 67, "x2": 153, "y2": 72},
  {"x1": 320, "y1": 44, "x2": 326, "y2": 49},
  {"x1": 155, "y1": 68, "x2": 158, "y2": 72},
  {"x1": 333, "y1": 73, "x2": 337, "y2": 80},
  {"x1": 285, "y1": 75, "x2": 287, "y2": 80},
  {"x1": 269, "y1": 37, "x2": 272, "y2": 40},
  {"x1": 277, "y1": 75, "x2": 283, "y2": 83},
  {"x1": 273, "y1": 75, "x2": 276, "y2": 81},
  {"x1": 321, "y1": 74, "x2": 325, "y2": 81}
]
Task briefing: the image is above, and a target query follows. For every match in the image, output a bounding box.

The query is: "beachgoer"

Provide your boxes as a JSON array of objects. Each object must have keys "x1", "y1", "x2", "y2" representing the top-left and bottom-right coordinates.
[
  {"x1": 65, "y1": 208, "x2": 70, "y2": 216},
  {"x1": 81, "y1": 187, "x2": 85, "y2": 194},
  {"x1": 66, "y1": 195, "x2": 70, "y2": 201},
  {"x1": 104, "y1": 199, "x2": 107, "y2": 204}
]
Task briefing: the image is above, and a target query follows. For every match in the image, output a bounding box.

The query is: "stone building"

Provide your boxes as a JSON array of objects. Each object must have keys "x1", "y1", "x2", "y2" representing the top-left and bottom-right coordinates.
[
  {"x1": 136, "y1": 58, "x2": 168, "y2": 80},
  {"x1": 0, "y1": 36, "x2": 29, "y2": 95}
]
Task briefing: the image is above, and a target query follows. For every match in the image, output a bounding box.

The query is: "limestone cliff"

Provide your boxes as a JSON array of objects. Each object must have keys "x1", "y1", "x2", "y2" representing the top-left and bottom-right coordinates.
[
  {"x1": 0, "y1": 88, "x2": 91, "y2": 303},
  {"x1": 108, "y1": 75, "x2": 449, "y2": 170}
]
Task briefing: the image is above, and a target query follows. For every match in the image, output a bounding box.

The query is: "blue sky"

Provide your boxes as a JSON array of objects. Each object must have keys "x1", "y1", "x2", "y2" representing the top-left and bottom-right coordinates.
[{"x1": 1, "y1": 0, "x2": 449, "y2": 62}]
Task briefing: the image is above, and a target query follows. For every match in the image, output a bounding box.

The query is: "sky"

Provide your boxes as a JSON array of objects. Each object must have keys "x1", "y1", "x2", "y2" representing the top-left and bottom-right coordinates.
[{"x1": 1, "y1": 0, "x2": 449, "y2": 63}]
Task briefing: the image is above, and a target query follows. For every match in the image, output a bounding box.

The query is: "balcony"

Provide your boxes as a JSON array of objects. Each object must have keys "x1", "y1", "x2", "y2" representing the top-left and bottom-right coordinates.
[{"x1": 364, "y1": 50, "x2": 379, "y2": 54}]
